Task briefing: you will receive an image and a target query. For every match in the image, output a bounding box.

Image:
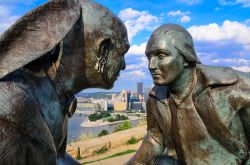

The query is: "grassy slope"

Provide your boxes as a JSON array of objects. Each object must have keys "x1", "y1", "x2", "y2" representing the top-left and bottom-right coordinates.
[{"x1": 82, "y1": 150, "x2": 136, "y2": 164}]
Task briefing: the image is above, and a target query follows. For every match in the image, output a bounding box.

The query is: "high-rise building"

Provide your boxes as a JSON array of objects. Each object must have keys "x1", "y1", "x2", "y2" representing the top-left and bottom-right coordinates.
[
  {"x1": 137, "y1": 82, "x2": 143, "y2": 96},
  {"x1": 112, "y1": 90, "x2": 131, "y2": 111}
]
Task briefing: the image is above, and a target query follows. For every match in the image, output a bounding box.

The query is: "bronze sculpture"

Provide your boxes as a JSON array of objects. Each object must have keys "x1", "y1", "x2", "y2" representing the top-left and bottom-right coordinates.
[
  {"x1": 0, "y1": 0, "x2": 129, "y2": 164},
  {"x1": 127, "y1": 24, "x2": 250, "y2": 165}
]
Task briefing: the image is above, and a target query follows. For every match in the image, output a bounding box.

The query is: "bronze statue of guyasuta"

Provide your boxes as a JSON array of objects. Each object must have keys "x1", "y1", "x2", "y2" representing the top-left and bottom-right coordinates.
[
  {"x1": 127, "y1": 24, "x2": 250, "y2": 165},
  {"x1": 0, "y1": 0, "x2": 129, "y2": 164}
]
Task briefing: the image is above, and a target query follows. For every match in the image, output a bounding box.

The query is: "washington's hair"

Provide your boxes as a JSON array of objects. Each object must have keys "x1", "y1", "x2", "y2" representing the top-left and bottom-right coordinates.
[{"x1": 152, "y1": 24, "x2": 201, "y2": 64}]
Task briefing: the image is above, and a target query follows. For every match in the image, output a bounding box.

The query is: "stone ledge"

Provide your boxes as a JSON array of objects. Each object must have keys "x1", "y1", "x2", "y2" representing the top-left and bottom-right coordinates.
[{"x1": 67, "y1": 125, "x2": 147, "y2": 158}]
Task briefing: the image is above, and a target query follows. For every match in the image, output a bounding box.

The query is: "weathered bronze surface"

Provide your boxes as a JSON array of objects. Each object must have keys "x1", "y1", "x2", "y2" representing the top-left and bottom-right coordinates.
[
  {"x1": 0, "y1": 0, "x2": 129, "y2": 164},
  {"x1": 127, "y1": 24, "x2": 250, "y2": 165}
]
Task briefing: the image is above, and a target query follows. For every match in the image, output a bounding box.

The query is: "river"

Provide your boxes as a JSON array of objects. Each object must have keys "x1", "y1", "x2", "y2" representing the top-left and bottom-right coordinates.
[{"x1": 67, "y1": 111, "x2": 144, "y2": 143}]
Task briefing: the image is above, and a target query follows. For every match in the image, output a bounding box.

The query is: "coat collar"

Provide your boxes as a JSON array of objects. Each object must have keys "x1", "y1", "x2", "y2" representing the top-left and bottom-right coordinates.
[{"x1": 197, "y1": 64, "x2": 238, "y2": 87}]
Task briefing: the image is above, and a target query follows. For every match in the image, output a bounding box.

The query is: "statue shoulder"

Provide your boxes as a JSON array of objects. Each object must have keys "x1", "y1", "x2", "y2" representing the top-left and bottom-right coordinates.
[
  {"x1": 0, "y1": 79, "x2": 39, "y2": 123},
  {"x1": 197, "y1": 65, "x2": 239, "y2": 86},
  {"x1": 233, "y1": 70, "x2": 250, "y2": 89},
  {"x1": 0, "y1": 80, "x2": 56, "y2": 153}
]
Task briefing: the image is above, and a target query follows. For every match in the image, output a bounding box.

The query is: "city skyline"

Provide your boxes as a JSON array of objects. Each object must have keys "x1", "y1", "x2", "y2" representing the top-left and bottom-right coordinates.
[{"x1": 0, "y1": 0, "x2": 249, "y2": 93}]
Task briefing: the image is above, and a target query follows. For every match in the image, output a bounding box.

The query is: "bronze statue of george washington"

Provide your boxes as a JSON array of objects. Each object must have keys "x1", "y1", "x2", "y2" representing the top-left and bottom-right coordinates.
[{"x1": 127, "y1": 24, "x2": 250, "y2": 165}]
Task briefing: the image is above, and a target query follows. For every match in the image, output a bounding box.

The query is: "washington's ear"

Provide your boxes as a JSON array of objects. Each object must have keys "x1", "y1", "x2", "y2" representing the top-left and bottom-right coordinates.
[{"x1": 0, "y1": 0, "x2": 82, "y2": 79}]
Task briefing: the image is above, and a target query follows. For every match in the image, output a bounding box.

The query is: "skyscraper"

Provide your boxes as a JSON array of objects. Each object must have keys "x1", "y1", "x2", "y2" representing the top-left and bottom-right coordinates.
[{"x1": 137, "y1": 82, "x2": 143, "y2": 96}]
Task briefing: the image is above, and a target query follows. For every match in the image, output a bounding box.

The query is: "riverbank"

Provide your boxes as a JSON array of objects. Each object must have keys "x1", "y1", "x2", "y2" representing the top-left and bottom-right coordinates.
[
  {"x1": 68, "y1": 114, "x2": 146, "y2": 143},
  {"x1": 66, "y1": 125, "x2": 147, "y2": 163},
  {"x1": 82, "y1": 117, "x2": 145, "y2": 127}
]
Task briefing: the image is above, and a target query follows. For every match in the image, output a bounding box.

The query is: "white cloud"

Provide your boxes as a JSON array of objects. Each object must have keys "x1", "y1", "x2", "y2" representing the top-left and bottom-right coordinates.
[
  {"x1": 167, "y1": 10, "x2": 191, "y2": 23},
  {"x1": 123, "y1": 52, "x2": 149, "y2": 81},
  {"x1": 0, "y1": 16, "x2": 19, "y2": 33},
  {"x1": 244, "y1": 18, "x2": 250, "y2": 24},
  {"x1": 232, "y1": 66, "x2": 250, "y2": 72},
  {"x1": 219, "y1": 0, "x2": 234, "y2": 5},
  {"x1": 126, "y1": 64, "x2": 143, "y2": 70},
  {"x1": 139, "y1": 56, "x2": 148, "y2": 64},
  {"x1": 0, "y1": 0, "x2": 35, "y2": 5},
  {"x1": 0, "y1": 1, "x2": 38, "y2": 34},
  {"x1": 178, "y1": 0, "x2": 203, "y2": 5},
  {"x1": 219, "y1": 0, "x2": 250, "y2": 7},
  {"x1": 236, "y1": 0, "x2": 250, "y2": 7},
  {"x1": 0, "y1": 5, "x2": 11, "y2": 16},
  {"x1": 126, "y1": 56, "x2": 148, "y2": 70},
  {"x1": 188, "y1": 20, "x2": 250, "y2": 50},
  {"x1": 119, "y1": 8, "x2": 143, "y2": 20},
  {"x1": 127, "y1": 42, "x2": 147, "y2": 56},
  {"x1": 167, "y1": 10, "x2": 191, "y2": 17},
  {"x1": 126, "y1": 63, "x2": 145, "y2": 70},
  {"x1": 0, "y1": 5, "x2": 19, "y2": 34},
  {"x1": 211, "y1": 58, "x2": 250, "y2": 65},
  {"x1": 122, "y1": 70, "x2": 146, "y2": 79},
  {"x1": 119, "y1": 8, "x2": 159, "y2": 42},
  {"x1": 180, "y1": 16, "x2": 191, "y2": 23},
  {"x1": 214, "y1": 7, "x2": 223, "y2": 11}
]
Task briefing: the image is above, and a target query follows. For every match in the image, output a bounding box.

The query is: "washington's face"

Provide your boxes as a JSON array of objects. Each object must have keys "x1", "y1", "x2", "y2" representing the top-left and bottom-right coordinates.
[{"x1": 146, "y1": 34, "x2": 185, "y2": 86}]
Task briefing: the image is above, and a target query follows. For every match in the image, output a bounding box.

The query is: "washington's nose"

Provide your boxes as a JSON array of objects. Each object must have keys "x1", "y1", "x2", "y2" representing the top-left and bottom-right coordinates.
[{"x1": 149, "y1": 56, "x2": 157, "y2": 70}]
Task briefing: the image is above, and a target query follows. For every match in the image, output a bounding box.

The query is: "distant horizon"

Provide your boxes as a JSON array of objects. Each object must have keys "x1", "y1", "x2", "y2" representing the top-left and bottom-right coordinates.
[{"x1": 78, "y1": 84, "x2": 153, "y2": 94}]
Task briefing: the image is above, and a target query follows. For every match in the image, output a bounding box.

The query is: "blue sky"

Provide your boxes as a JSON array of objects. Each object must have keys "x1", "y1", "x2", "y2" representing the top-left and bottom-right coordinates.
[{"x1": 1, "y1": 0, "x2": 250, "y2": 92}]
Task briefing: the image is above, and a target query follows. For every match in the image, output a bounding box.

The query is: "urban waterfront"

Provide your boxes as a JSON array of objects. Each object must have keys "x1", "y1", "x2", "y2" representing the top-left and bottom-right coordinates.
[
  {"x1": 68, "y1": 82, "x2": 148, "y2": 143},
  {"x1": 67, "y1": 111, "x2": 144, "y2": 143}
]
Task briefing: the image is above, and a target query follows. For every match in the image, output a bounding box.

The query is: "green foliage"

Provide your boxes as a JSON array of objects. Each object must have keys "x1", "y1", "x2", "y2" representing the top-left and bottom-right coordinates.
[
  {"x1": 98, "y1": 129, "x2": 109, "y2": 137},
  {"x1": 76, "y1": 155, "x2": 81, "y2": 160},
  {"x1": 88, "y1": 111, "x2": 111, "y2": 121},
  {"x1": 127, "y1": 137, "x2": 138, "y2": 145},
  {"x1": 82, "y1": 150, "x2": 136, "y2": 164},
  {"x1": 137, "y1": 118, "x2": 147, "y2": 126},
  {"x1": 76, "y1": 154, "x2": 82, "y2": 160},
  {"x1": 96, "y1": 103, "x2": 102, "y2": 111},
  {"x1": 107, "y1": 114, "x2": 128, "y2": 122},
  {"x1": 109, "y1": 149, "x2": 136, "y2": 157},
  {"x1": 79, "y1": 92, "x2": 120, "y2": 99},
  {"x1": 126, "y1": 110, "x2": 133, "y2": 113},
  {"x1": 76, "y1": 147, "x2": 82, "y2": 160},
  {"x1": 139, "y1": 110, "x2": 145, "y2": 113},
  {"x1": 95, "y1": 146, "x2": 108, "y2": 155},
  {"x1": 114, "y1": 121, "x2": 132, "y2": 132}
]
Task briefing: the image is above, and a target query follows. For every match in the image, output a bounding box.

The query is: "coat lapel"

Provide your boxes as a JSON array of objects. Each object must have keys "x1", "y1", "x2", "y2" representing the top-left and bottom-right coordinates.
[
  {"x1": 194, "y1": 88, "x2": 247, "y2": 160},
  {"x1": 149, "y1": 86, "x2": 174, "y2": 150}
]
